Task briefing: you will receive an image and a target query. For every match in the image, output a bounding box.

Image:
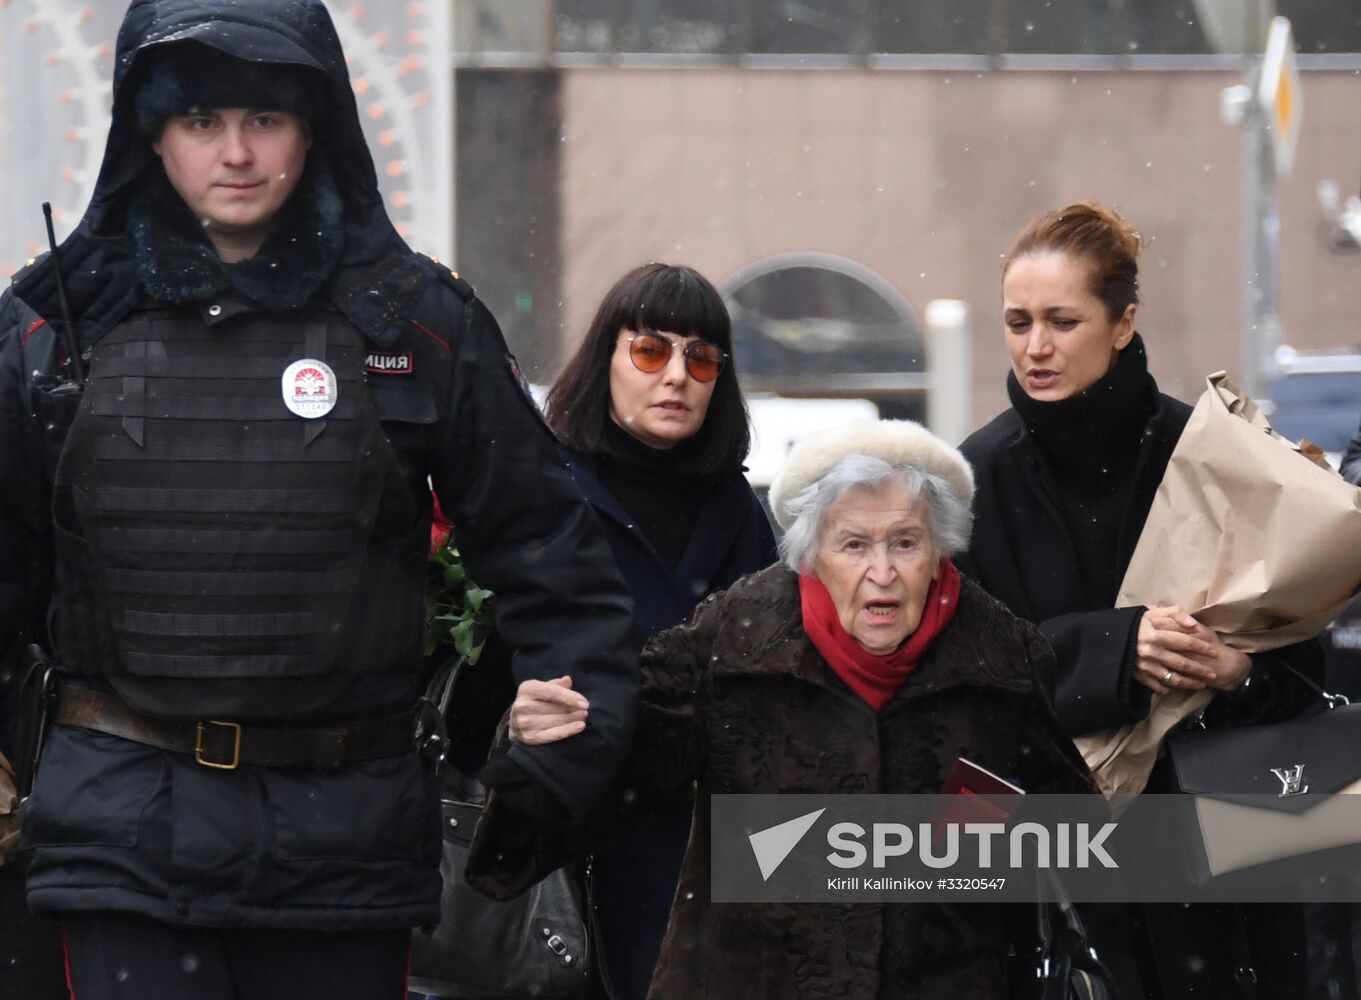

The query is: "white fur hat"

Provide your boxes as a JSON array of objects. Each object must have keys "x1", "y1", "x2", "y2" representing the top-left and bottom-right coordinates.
[{"x1": 768, "y1": 418, "x2": 975, "y2": 531}]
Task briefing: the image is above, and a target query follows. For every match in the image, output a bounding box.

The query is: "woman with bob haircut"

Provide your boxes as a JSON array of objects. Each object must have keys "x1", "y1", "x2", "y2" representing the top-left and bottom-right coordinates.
[
  {"x1": 957, "y1": 201, "x2": 1324, "y2": 998},
  {"x1": 470, "y1": 418, "x2": 1095, "y2": 1000},
  {"x1": 544, "y1": 262, "x2": 776, "y2": 999}
]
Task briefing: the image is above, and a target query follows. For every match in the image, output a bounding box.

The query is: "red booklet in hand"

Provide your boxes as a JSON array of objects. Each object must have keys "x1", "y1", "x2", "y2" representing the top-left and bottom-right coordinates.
[
  {"x1": 941, "y1": 757, "x2": 1025, "y2": 797},
  {"x1": 932, "y1": 758, "x2": 1025, "y2": 843}
]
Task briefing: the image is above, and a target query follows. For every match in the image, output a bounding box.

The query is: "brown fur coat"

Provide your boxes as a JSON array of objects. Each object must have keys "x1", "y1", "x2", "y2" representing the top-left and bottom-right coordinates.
[{"x1": 470, "y1": 564, "x2": 1096, "y2": 999}]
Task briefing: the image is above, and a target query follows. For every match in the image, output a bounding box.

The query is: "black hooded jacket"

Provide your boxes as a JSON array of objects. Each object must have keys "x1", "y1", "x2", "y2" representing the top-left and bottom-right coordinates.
[{"x1": 2, "y1": 0, "x2": 637, "y2": 930}]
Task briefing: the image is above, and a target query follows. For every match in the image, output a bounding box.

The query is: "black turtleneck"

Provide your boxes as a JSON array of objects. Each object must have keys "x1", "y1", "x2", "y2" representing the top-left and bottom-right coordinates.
[
  {"x1": 593, "y1": 421, "x2": 722, "y2": 572},
  {"x1": 1006, "y1": 335, "x2": 1159, "y2": 604}
]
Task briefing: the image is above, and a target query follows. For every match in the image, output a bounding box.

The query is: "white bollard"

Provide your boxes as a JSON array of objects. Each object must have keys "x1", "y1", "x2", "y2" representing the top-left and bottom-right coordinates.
[{"x1": 925, "y1": 299, "x2": 972, "y2": 445}]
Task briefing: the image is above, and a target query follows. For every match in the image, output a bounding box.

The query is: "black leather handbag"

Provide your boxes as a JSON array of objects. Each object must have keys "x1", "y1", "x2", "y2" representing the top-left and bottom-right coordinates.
[
  {"x1": 1165, "y1": 665, "x2": 1361, "y2": 885},
  {"x1": 1011, "y1": 872, "x2": 1119, "y2": 1000},
  {"x1": 408, "y1": 658, "x2": 590, "y2": 999}
]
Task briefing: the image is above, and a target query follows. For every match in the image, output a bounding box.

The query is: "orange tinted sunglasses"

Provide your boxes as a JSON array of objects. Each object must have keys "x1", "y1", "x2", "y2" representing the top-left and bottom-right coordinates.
[{"x1": 626, "y1": 332, "x2": 727, "y2": 383}]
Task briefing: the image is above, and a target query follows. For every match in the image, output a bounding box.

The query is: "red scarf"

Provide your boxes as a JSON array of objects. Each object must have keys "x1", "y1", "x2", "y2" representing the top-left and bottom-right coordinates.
[{"x1": 799, "y1": 558, "x2": 961, "y2": 711}]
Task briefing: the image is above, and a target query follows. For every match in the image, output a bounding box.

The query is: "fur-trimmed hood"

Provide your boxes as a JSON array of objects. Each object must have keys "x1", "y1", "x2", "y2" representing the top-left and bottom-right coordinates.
[
  {"x1": 13, "y1": 0, "x2": 412, "y2": 344},
  {"x1": 768, "y1": 418, "x2": 975, "y2": 530}
]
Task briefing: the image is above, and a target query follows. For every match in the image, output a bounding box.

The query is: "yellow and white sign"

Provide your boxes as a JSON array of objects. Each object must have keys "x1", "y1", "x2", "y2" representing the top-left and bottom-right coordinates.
[{"x1": 1259, "y1": 16, "x2": 1302, "y2": 177}]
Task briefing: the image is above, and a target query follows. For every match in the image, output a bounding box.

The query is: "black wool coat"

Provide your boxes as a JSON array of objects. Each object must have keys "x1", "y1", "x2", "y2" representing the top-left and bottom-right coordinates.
[
  {"x1": 958, "y1": 365, "x2": 1325, "y2": 998},
  {"x1": 563, "y1": 448, "x2": 778, "y2": 647},
  {"x1": 470, "y1": 564, "x2": 1097, "y2": 1000},
  {"x1": 958, "y1": 389, "x2": 1323, "y2": 736},
  {"x1": 957, "y1": 389, "x2": 1189, "y2": 733},
  {"x1": 563, "y1": 447, "x2": 777, "y2": 998}
]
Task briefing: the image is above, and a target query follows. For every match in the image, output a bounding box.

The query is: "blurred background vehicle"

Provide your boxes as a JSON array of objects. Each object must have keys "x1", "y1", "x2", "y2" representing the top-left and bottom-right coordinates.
[{"x1": 1264, "y1": 346, "x2": 1361, "y2": 469}]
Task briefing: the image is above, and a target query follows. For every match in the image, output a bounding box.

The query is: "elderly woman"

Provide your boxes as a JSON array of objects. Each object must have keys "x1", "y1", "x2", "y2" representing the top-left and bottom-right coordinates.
[{"x1": 470, "y1": 419, "x2": 1094, "y2": 1000}]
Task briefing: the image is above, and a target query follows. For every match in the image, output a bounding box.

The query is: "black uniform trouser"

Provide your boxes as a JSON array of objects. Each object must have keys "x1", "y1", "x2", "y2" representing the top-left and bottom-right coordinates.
[
  {"x1": 63, "y1": 911, "x2": 410, "y2": 1000},
  {"x1": 0, "y1": 860, "x2": 66, "y2": 1000}
]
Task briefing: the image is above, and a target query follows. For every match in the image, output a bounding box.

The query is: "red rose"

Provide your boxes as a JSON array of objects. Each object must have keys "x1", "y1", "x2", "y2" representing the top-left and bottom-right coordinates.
[{"x1": 430, "y1": 492, "x2": 453, "y2": 553}]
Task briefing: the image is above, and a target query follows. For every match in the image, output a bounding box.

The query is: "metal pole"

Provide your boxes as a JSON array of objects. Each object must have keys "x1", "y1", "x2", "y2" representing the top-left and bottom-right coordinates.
[
  {"x1": 1260, "y1": 173, "x2": 1284, "y2": 391},
  {"x1": 1240, "y1": 67, "x2": 1266, "y2": 400},
  {"x1": 987, "y1": 0, "x2": 1009, "y2": 66},
  {"x1": 1238, "y1": 64, "x2": 1282, "y2": 402},
  {"x1": 925, "y1": 299, "x2": 972, "y2": 445}
]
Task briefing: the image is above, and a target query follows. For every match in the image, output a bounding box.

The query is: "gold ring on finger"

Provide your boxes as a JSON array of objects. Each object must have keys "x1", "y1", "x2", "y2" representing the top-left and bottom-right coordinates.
[{"x1": 1162, "y1": 669, "x2": 1174, "y2": 685}]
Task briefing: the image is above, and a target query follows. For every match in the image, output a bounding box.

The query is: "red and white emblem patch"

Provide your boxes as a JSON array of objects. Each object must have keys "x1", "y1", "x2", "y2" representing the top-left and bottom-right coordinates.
[{"x1": 281, "y1": 359, "x2": 339, "y2": 419}]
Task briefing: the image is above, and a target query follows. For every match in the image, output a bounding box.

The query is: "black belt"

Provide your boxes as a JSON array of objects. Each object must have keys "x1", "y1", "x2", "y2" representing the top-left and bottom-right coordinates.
[{"x1": 52, "y1": 683, "x2": 416, "y2": 771}]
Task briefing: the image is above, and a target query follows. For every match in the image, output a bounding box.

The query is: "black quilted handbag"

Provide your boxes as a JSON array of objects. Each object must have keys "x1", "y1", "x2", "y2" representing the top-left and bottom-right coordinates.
[
  {"x1": 1011, "y1": 872, "x2": 1119, "y2": 1000},
  {"x1": 408, "y1": 658, "x2": 590, "y2": 999}
]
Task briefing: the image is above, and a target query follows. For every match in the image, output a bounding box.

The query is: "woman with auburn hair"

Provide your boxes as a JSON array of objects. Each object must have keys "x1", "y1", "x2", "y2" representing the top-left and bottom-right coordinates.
[
  {"x1": 957, "y1": 201, "x2": 1324, "y2": 999},
  {"x1": 544, "y1": 262, "x2": 777, "y2": 999}
]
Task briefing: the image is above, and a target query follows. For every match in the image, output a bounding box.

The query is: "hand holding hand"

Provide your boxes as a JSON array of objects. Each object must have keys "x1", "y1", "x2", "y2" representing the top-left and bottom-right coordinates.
[
  {"x1": 1195, "y1": 631, "x2": 1252, "y2": 693},
  {"x1": 509, "y1": 676, "x2": 590, "y2": 745},
  {"x1": 1135, "y1": 606, "x2": 1218, "y2": 695}
]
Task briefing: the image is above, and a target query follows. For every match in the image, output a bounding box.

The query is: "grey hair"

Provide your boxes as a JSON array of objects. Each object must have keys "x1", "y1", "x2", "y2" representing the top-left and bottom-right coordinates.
[{"x1": 777, "y1": 454, "x2": 973, "y2": 574}]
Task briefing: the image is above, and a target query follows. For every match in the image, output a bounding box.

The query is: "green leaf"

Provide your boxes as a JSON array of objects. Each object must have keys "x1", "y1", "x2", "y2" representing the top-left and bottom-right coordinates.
[
  {"x1": 450, "y1": 619, "x2": 475, "y2": 656},
  {"x1": 464, "y1": 638, "x2": 486, "y2": 665},
  {"x1": 425, "y1": 540, "x2": 496, "y2": 659}
]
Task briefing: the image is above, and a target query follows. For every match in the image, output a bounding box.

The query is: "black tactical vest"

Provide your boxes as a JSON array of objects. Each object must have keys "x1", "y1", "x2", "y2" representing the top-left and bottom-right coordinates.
[{"x1": 51, "y1": 304, "x2": 426, "y2": 718}]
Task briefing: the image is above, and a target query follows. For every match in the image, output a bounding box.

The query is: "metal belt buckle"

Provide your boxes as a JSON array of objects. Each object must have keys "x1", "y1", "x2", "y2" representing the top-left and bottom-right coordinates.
[{"x1": 195, "y1": 720, "x2": 243, "y2": 770}]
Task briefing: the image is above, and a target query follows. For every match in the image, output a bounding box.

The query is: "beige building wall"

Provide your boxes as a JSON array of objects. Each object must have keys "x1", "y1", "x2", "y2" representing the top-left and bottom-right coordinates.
[{"x1": 556, "y1": 67, "x2": 1361, "y2": 435}]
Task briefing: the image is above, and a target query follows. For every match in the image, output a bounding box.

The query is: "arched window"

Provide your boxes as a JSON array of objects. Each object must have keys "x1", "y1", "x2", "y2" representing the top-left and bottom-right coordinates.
[{"x1": 722, "y1": 253, "x2": 926, "y2": 420}]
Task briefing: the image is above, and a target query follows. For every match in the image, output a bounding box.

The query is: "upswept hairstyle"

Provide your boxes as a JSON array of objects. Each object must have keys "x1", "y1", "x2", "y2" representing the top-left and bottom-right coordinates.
[
  {"x1": 545, "y1": 263, "x2": 751, "y2": 468},
  {"x1": 1003, "y1": 201, "x2": 1143, "y2": 322}
]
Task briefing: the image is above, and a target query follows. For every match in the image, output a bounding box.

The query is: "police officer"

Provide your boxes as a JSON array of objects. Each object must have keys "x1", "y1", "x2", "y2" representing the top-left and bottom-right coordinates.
[{"x1": 0, "y1": 2, "x2": 637, "y2": 998}]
